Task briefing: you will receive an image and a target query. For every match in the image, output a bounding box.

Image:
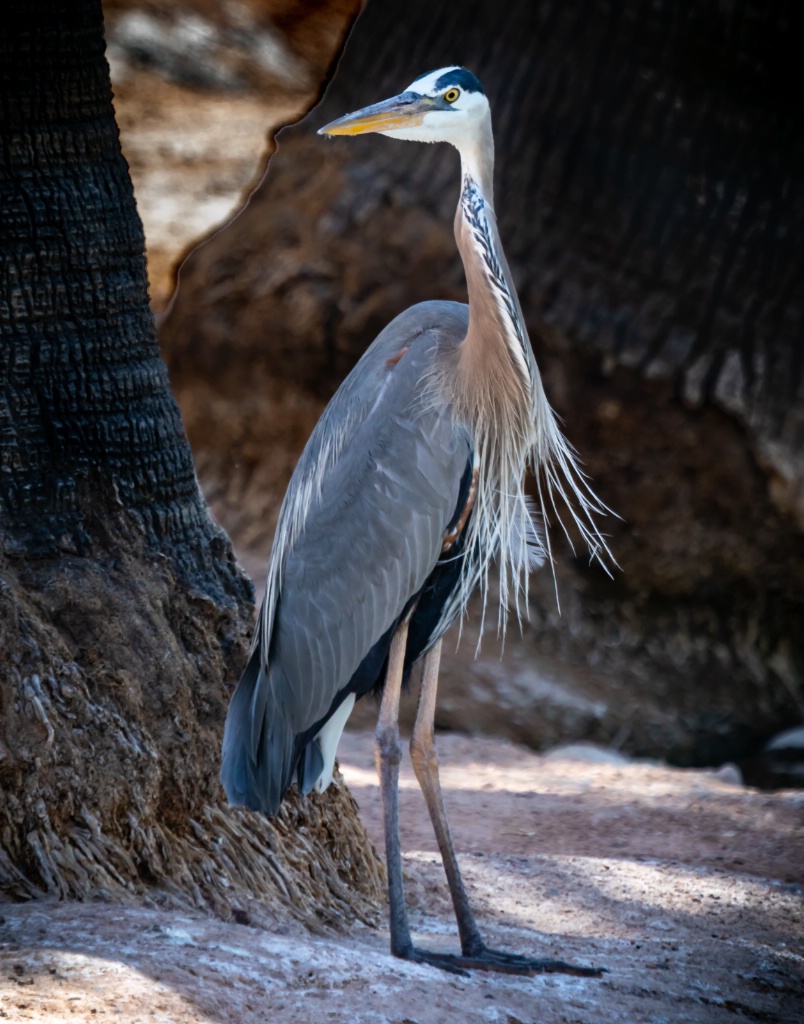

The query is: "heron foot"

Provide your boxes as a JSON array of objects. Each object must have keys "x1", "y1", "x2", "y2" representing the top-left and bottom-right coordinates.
[
  {"x1": 398, "y1": 946, "x2": 472, "y2": 976},
  {"x1": 397, "y1": 944, "x2": 605, "y2": 978}
]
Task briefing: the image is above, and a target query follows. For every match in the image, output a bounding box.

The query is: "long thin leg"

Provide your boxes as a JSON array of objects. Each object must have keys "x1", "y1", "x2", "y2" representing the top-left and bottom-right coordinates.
[
  {"x1": 375, "y1": 623, "x2": 469, "y2": 976},
  {"x1": 375, "y1": 619, "x2": 412, "y2": 958},
  {"x1": 408, "y1": 640, "x2": 604, "y2": 978},
  {"x1": 409, "y1": 640, "x2": 484, "y2": 953}
]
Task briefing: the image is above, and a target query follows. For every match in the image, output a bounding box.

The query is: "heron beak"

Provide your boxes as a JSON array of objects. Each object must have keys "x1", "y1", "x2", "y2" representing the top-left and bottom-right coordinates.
[{"x1": 318, "y1": 92, "x2": 433, "y2": 136}]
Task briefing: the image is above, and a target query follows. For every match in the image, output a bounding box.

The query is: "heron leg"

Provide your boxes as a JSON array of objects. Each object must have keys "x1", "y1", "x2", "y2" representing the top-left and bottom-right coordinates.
[
  {"x1": 375, "y1": 622, "x2": 472, "y2": 976},
  {"x1": 375, "y1": 618, "x2": 415, "y2": 958},
  {"x1": 409, "y1": 640, "x2": 483, "y2": 953},
  {"x1": 407, "y1": 639, "x2": 604, "y2": 979}
]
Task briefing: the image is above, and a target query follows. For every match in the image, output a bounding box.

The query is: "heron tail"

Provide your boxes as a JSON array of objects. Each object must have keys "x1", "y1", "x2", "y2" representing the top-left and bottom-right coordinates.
[{"x1": 220, "y1": 642, "x2": 295, "y2": 816}]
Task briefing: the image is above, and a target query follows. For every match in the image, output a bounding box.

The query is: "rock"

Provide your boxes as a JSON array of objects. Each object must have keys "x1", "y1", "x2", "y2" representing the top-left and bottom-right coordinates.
[
  {"x1": 765, "y1": 725, "x2": 804, "y2": 751},
  {"x1": 542, "y1": 742, "x2": 632, "y2": 765},
  {"x1": 740, "y1": 727, "x2": 804, "y2": 790},
  {"x1": 707, "y1": 763, "x2": 744, "y2": 787}
]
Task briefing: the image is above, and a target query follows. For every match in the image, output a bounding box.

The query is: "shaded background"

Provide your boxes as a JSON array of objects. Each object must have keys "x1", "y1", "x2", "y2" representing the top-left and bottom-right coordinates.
[{"x1": 107, "y1": 0, "x2": 803, "y2": 780}]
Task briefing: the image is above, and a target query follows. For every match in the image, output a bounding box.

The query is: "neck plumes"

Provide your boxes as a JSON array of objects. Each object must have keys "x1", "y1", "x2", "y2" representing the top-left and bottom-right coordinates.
[
  {"x1": 447, "y1": 117, "x2": 613, "y2": 629},
  {"x1": 453, "y1": 119, "x2": 536, "y2": 457}
]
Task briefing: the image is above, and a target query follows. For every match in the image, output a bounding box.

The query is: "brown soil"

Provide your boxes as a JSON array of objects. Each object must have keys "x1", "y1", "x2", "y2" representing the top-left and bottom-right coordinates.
[{"x1": 2, "y1": 731, "x2": 802, "y2": 1023}]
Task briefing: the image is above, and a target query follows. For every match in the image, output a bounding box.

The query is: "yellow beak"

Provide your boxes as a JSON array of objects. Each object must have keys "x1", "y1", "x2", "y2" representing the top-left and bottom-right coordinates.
[{"x1": 318, "y1": 92, "x2": 433, "y2": 137}]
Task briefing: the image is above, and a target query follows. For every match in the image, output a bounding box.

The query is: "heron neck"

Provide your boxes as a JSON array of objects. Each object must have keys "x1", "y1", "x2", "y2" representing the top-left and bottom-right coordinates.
[
  {"x1": 456, "y1": 119, "x2": 495, "y2": 206},
  {"x1": 452, "y1": 143, "x2": 535, "y2": 422}
]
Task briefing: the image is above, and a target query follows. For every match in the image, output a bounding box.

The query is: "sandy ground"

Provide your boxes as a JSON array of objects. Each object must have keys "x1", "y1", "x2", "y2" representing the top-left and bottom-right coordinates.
[{"x1": 2, "y1": 731, "x2": 802, "y2": 1023}]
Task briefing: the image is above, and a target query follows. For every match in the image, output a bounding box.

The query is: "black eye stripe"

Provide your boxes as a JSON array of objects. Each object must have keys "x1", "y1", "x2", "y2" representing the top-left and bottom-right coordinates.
[
  {"x1": 410, "y1": 67, "x2": 485, "y2": 96},
  {"x1": 433, "y1": 68, "x2": 484, "y2": 95}
]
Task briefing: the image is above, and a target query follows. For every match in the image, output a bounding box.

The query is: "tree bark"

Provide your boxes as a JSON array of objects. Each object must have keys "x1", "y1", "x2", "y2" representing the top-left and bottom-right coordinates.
[
  {"x1": 0, "y1": 0, "x2": 382, "y2": 922},
  {"x1": 159, "y1": 0, "x2": 803, "y2": 769}
]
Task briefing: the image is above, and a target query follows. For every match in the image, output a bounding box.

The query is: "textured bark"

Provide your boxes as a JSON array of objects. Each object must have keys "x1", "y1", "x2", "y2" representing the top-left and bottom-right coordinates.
[
  {"x1": 0, "y1": 0, "x2": 382, "y2": 921},
  {"x1": 159, "y1": 0, "x2": 803, "y2": 767}
]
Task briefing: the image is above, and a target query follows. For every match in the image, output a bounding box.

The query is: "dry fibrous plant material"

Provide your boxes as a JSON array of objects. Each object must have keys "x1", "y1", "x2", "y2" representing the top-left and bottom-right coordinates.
[{"x1": 0, "y1": 544, "x2": 383, "y2": 929}]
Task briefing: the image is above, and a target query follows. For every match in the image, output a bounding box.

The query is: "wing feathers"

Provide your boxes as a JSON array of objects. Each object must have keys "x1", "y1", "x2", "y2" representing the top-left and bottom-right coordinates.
[{"x1": 221, "y1": 303, "x2": 472, "y2": 814}]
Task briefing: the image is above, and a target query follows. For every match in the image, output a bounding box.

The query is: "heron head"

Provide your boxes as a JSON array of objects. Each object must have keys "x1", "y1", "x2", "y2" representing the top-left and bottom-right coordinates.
[{"x1": 318, "y1": 67, "x2": 490, "y2": 149}]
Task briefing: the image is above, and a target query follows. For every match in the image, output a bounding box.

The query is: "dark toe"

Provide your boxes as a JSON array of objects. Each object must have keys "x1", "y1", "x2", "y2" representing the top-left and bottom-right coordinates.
[{"x1": 396, "y1": 943, "x2": 604, "y2": 978}]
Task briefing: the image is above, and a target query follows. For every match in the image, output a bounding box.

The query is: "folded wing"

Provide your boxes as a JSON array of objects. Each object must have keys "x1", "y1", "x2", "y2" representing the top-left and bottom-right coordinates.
[{"x1": 221, "y1": 302, "x2": 471, "y2": 814}]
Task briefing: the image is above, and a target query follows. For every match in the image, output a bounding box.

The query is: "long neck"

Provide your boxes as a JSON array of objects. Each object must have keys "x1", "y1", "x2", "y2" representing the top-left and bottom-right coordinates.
[
  {"x1": 443, "y1": 116, "x2": 614, "y2": 628},
  {"x1": 451, "y1": 122, "x2": 536, "y2": 445}
]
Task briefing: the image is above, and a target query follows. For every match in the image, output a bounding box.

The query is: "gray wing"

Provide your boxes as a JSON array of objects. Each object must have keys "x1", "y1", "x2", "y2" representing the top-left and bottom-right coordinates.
[{"x1": 221, "y1": 301, "x2": 471, "y2": 813}]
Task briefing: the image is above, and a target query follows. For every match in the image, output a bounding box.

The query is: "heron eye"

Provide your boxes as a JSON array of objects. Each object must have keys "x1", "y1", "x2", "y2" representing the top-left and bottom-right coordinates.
[{"x1": 444, "y1": 88, "x2": 460, "y2": 103}]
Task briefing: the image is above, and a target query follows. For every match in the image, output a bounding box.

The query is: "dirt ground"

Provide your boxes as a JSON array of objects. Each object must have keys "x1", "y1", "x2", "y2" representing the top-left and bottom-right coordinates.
[{"x1": 2, "y1": 731, "x2": 802, "y2": 1023}]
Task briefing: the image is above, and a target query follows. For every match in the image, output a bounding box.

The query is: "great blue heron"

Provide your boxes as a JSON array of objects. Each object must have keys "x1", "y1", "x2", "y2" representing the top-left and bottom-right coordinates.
[{"x1": 222, "y1": 66, "x2": 610, "y2": 976}]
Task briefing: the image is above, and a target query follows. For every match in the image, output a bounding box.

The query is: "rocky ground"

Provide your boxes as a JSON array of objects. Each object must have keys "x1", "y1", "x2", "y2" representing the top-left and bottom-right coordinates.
[{"x1": 2, "y1": 731, "x2": 802, "y2": 1023}]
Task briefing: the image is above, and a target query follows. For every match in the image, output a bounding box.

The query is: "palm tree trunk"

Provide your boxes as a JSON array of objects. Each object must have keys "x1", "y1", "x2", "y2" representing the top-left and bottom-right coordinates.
[{"x1": 0, "y1": 0, "x2": 382, "y2": 923}]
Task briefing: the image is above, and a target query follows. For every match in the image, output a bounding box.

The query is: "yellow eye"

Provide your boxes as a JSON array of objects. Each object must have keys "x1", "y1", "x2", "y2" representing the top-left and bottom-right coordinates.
[{"x1": 444, "y1": 88, "x2": 460, "y2": 103}]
